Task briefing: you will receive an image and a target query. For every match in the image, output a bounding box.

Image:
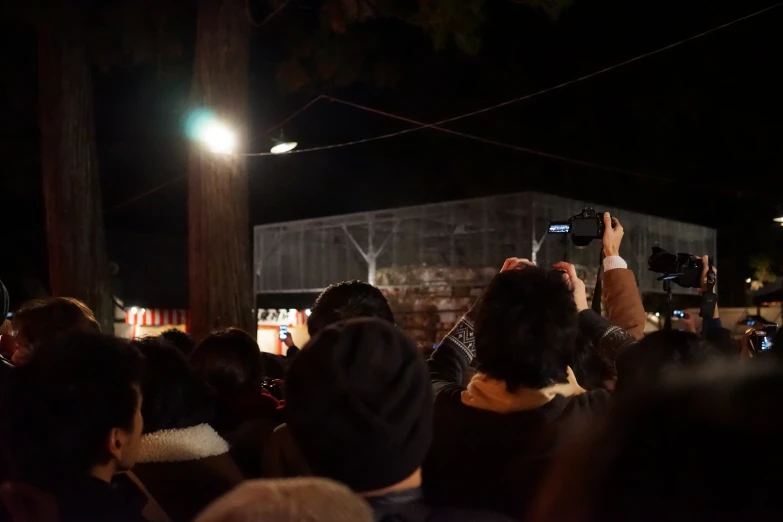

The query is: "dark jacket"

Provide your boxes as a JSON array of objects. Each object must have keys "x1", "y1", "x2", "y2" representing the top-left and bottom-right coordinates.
[
  {"x1": 369, "y1": 488, "x2": 515, "y2": 522},
  {"x1": 133, "y1": 424, "x2": 244, "y2": 522},
  {"x1": 423, "y1": 309, "x2": 636, "y2": 519},
  {"x1": 57, "y1": 475, "x2": 148, "y2": 522}
]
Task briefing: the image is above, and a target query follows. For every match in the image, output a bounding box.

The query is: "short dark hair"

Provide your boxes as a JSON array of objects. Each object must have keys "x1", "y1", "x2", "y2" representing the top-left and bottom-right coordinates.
[
  {"x1": 0, "y1": 333, "x2": 143, "y2": 491},
  {"x1": 161, "y1": 328, "x2": 197, "y2": 358},
  {"x1": 615, "y1": 329, "x2": 723, "y2": 394},
  {"x1": 133, "y1": 337, "x2": 216, "y2": 434},
  {"x1": 474, "y1": 267, "x2": 578, "y2": 391},
  {"x1": 307, "y1": 281, "x2": 394, "y2": 337},
  {"x1": 190, "y1": 328, "x2": 262, "y2": 396},
  {"x1": 12, "y1": 297, "x2": 101, "y2": 358}
]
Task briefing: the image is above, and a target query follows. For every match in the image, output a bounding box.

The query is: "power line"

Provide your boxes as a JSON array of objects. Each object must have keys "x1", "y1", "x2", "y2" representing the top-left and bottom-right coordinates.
[
  {"x1": 243, "y1": 2, "x2": 783, "y2": 157},
  {"x1": 104, "y1": 96, "x2": 323, "y2": 214},
  {"x1": 323, "y1": 96, "x2": 658, "y2": 179},
  {"x1": 107, "y1": 2, "x2": 782, "y2": 211}
]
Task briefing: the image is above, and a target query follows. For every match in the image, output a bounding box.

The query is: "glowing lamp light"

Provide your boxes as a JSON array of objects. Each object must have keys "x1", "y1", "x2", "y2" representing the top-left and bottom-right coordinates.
[
  {"x1": 305, "y1": 309, "x2": 312, "y2": 317},
  {"x1": 746, "y1": 278, "x2": 753, "y2": 284},
  {"x1": 130, "y1": 307, "x2": 138, "y2": 315},
  {"x1": 270, "y1": 140, "x2": 298, "y2": 154},
  {"x1": 185, "y1": 108, "x2": 237, "y2": 155},
  {"x1": 774, "y1": 216, "x2": 783, "y2": 223},
  {"x1": 201, "y1": 121, "x2": 237, "y2": 155},
  {"x1": 655, "y1": 312, "x2": 661, "y2": 317}
]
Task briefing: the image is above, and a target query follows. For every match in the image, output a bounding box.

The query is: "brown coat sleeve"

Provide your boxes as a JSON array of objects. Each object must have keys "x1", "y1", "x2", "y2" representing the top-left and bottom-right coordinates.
[{"x1": 602, "y1": 268, "x2": 646, "y2": 340}]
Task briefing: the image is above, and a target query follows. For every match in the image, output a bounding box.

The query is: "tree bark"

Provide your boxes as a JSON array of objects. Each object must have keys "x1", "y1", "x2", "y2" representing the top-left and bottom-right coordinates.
[
  {"x1": 38, "y1": 3, "x2": 114, "y2": 333},
  {"x1": 188, "y1": 0, "x2": 253, "y2": 340}
]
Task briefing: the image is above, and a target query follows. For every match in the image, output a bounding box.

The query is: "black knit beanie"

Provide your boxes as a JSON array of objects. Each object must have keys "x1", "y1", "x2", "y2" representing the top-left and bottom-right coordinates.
[{"x1": 285, "y1": 318, "x2": 433, "y2": 493}]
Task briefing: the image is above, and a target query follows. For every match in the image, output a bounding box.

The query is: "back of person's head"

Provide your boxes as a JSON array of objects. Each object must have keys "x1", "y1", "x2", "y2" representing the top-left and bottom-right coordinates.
[
  {"x1": 307, "y1": 281, "x2": 394, "y2": 337},
  {"x1": 0, "y1": 333, "x2": 144, "y2": 491},
  {"x1": 160, "y1": 328, "x2": 196, "y2": 358},
  {"x1": 133, "y1": 337, "x2": 215, "y2": 433},
  {"x1": 532, "y1": 362, "x2": 783, "y2": 522},
  {"x1": 190, "y1": 328, "x2": 262, "y2": 396},
  {"x1": 286, "y1": 318, "x2": 432, "y2": 493},
  {"x1": 615, "y1": 329, "x2": 723, "y2": 394},
  {"x1": 10, "y1": 297, "x2": 100, "y2": 363},
  {"x1": 194, "y1": 477, "x2": 374, "y2": 522},
  {"x1": 474, "y1": 267, "x2": 578, "y2": 391}
]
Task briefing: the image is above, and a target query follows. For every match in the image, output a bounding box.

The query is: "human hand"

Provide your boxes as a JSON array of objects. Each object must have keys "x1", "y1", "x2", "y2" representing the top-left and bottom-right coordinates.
[
  {"x1": 553, "y1": 262, "x2": 588, "y2": 312},
  {"x1": 696, "y1": 255, "x2": 717, "y2": 295},
  {"x1": 602, "y1": 213, "x2": 624, "y2": 257},
  {"x1": 500, "y1": 258, "x2": 535, "y2": 272},
  {"x1": 681, "y1": 312, "x2": 697, "y2": 334},
  {"x1": 697, "y1": 255, "x2": 719, "y2": 318},
  {"x1": 282, "y1": 332, "x2": 294, "y2": 348}
]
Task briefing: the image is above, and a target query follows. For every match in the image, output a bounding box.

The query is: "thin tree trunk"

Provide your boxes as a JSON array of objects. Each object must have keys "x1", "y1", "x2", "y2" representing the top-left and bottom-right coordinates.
[
  {"x1": 188, "y1": 0, "x2": 253, "y2": 340},
  {"x1": 38, "y1": 3, "x2": 114, "y2": 333}
]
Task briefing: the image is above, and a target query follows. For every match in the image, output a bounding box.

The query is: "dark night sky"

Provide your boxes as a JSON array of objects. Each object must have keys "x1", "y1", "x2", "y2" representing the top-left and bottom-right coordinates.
[{"x1": 1, "y1": 0, "x2": 782, "y2": 309}]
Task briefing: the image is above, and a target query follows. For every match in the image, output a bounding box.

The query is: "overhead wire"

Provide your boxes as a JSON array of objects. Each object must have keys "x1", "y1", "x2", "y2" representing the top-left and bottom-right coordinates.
[
  {"x1": 242, "y1": 1, "x2": 783, "y2": 157},
  {"x1": 105, "y1": 2, "x2": 783, "y2": 212}
]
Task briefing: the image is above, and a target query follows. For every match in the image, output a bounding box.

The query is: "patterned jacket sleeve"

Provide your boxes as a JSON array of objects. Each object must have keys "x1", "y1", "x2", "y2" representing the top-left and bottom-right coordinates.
[
  {"x1": 427, "y1": 302, "x2": 480, "y2": 395},
  {"x1": 579, "y1": 309, "x2": 638, "y2": 369}
]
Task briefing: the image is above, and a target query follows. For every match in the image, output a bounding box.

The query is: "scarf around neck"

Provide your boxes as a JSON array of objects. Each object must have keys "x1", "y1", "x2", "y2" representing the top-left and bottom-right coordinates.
[{"x1": 461, "y1": 367, "x2": 586, "y2": 414}]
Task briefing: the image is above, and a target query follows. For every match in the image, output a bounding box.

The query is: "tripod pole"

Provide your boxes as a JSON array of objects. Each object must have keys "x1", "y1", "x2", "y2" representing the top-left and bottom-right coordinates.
[{"x1": 664, "y1": 279, "x2": 673, "y2": 331}]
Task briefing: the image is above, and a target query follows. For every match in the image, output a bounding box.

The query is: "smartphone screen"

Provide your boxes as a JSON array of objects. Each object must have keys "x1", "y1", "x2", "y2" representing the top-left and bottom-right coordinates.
[{"x1": 279, "y1": 325, "x2": 288, "y2": 340}]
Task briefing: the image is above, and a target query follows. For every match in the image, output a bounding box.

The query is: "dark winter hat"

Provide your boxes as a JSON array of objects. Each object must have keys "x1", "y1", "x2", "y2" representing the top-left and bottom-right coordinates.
[{"x1": 285, "y1": 318, "x2": 433, "y2": 493}]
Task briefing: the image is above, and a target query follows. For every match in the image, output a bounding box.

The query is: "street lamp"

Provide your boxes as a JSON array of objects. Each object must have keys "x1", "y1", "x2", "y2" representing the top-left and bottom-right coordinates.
[
  {"x1": 185, "y1": 109, "x2": 237, "y2": 155},
  {"x1": 270, "y1": 138, "x2": 297, "y2": 154},
  {"x1": 200, "y1": 120, "x2": 237, "y2": 155}
]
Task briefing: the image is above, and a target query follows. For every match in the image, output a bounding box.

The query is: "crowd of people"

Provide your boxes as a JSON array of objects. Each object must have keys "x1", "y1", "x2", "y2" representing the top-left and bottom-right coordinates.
[{"x1": 0, "y1": 212, "x2": 781, "y2": 522}]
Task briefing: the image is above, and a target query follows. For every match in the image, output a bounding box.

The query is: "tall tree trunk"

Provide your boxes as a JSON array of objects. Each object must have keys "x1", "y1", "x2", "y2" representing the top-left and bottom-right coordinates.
[
  {"x1": 38, "y1": 3, "x2": 114, "y2": 333},
  {"x1": 188, "y1": 0, "x2": 253, "y2": 340}
]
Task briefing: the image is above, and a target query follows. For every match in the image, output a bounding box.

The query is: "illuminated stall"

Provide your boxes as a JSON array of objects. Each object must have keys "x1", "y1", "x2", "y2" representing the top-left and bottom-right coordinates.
[{"x1": 124, "y1": 307, "x2": 189, "y2": 339}]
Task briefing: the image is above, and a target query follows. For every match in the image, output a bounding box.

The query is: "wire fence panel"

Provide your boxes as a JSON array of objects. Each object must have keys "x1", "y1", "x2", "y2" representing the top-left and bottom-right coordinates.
[{"x1": 254, "y1": 191, "x2": 716, "y2": 296}]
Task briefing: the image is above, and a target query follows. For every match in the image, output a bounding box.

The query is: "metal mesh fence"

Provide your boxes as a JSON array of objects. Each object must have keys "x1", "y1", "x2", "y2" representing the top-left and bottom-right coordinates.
[{"x1": 254, "y1": 191, "x2": 716, "y2": 296}]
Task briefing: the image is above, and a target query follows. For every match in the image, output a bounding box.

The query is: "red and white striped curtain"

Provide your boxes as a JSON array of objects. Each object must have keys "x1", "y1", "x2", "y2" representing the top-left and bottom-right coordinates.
[{"x1": 125, "y1": 308, "x2": 189, "y2": 326}]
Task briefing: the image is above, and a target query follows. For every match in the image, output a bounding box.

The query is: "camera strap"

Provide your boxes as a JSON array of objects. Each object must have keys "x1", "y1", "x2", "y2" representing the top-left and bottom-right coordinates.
[
  {"x1": 699, "y1": 260, "x2": 717, "y2": 320},
  {"x1": 592, "y1": 250, "x2": 605, "y2": 314}
]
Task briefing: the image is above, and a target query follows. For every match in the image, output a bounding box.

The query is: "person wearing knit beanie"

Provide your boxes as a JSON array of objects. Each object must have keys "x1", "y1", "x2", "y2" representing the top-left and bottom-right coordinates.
[
  {"x1": 285, "y1": 318, "x2": 514, "y2": 522},
  {"x1": 286, "y1": 318, "x2": 433, "y2": 494}
]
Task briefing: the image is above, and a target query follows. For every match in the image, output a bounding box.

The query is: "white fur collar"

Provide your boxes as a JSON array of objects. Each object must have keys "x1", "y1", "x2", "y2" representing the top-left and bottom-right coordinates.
[{"x1": 138, "y1": 424, "x2": 230, "y2": 463}]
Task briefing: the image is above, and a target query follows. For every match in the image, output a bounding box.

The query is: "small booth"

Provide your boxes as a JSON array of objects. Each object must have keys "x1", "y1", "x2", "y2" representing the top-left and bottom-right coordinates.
[
  {"x1": 257, "y1": 308, "x2": 310, "y2": 355},
  {"x1": 123, "y1": 307, "x2": 189, "y2": 339}
]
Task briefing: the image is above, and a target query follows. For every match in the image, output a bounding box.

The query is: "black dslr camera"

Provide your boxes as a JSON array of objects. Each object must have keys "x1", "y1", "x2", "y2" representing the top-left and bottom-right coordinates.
[
  {"x1": 647, "y1": 247, "x2": 704, "y2": 289},
  {"x1": 548, "y1": 208, "x2": 607, "y2": 247}
]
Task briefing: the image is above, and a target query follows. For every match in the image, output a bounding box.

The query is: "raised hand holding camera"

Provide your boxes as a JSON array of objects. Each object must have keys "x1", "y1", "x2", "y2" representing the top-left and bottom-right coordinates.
[
  {"x1": 602, "y1": 213, "x2": 624, "y2": 257},
  {"x1": 553, "y1": 262, "x2": 588, "y2": 312},
  {"x1": 697, "y1": 255, "x2": 718, "y2": 320},
  {"x1": 500, "y1": 258, "x2": 535, "y2": 272}
]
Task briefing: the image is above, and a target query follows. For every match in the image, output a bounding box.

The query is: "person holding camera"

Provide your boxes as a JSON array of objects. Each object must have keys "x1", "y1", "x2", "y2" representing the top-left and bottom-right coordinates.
[
  {"x1": 600, "y1": 213, "x2": 646, "y2": 341},
  {"x1": 423, "y1": 257, "x2": 637, "y2": 518}
]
